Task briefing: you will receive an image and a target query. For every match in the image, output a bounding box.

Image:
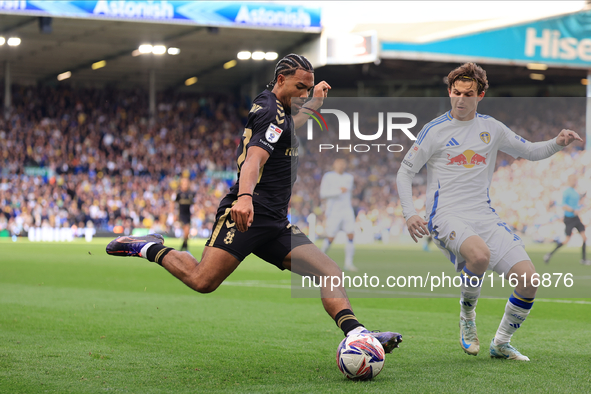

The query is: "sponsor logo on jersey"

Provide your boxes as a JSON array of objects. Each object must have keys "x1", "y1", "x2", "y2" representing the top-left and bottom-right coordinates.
[
  {"x1": 446, "y1": 150, "x2": 488, "y2": 168},
  {"x1": 265, "y1": 123, "x2": 283, "y2": 143},
  {"x1": 479, "y1": 132, "x2": 491, "y2": 144},
  {"x1": 402, "y1": 159, "x2": 413, "y2": 168},
  {"x1": 258, "y1": 139, "x2": 275, "y2": 150}
]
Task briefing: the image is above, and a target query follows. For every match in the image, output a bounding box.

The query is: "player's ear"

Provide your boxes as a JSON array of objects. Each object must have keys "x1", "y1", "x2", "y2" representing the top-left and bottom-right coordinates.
[
  {"x1": 477, "y1": 91, "x2": 485, "y2": 101},
  {"x1": 277, "y1": 74, "x2": 285, "y2": 87}
]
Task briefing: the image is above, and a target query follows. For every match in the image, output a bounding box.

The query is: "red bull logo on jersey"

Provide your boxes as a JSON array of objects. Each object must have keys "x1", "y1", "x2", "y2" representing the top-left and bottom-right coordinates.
[{"x1": 447, "y1": 150, "x2": 488, "y2": 168}]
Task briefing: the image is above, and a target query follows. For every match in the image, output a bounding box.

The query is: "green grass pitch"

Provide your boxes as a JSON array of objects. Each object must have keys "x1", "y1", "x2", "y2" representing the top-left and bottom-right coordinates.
[{"x1": 1, "y1": 238, "x2": 590, "y2": 393}]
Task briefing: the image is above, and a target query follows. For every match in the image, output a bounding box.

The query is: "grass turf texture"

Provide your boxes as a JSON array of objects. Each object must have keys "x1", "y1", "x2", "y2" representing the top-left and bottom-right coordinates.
[{"x1": 1, "y1": 239, "x2": 590, "y2": 393}]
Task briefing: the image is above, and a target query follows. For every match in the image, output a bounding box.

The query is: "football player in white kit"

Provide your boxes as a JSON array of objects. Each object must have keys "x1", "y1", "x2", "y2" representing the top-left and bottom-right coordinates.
[
  {"x1": 396, "y1": 63, "x2": 582, "y2": 361},
  {"x1": 320, "y1": 158, "x2": 358, "y2": 271}
]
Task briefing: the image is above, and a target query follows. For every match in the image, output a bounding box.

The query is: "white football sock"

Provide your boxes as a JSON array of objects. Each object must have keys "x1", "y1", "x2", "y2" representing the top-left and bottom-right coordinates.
[
  {"x1": 140, "y1": 242, "x2": 156, "y2": 259},
  {"x1": 459, "y1": 267, "x2": 483, "y2": 321},
  {"x1": 494, "y1": 295, "x2": 533, "y2": 345},
  {"x1": 344, "y1": 238, "x2": 355, "y2": 267},
  {"x1": 347, "y1": 326, "x2": 367, "y2": 336}
]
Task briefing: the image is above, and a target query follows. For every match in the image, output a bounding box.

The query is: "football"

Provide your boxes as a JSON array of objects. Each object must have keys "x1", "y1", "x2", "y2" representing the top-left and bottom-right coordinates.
[{"x1": 336, "y1": 333, "x2": 385, "y2": 380}]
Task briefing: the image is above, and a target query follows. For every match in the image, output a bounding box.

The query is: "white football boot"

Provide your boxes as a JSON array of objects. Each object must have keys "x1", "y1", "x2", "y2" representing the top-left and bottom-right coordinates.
[{"x1": 490, "y1": 338, "x2": 530, "y2": 361}]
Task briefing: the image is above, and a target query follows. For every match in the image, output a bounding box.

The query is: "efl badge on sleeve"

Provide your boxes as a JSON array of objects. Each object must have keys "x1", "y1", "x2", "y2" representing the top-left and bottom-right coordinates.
[
  {"x1": 479, "y1": 132, "x2": 491, "y2": 144},
  {"x1": 407, "y1": 143, "x2": 419, "y2": 159},
  {"x1": 265, "y1": 123, "x2": 283, "y2": 143}
]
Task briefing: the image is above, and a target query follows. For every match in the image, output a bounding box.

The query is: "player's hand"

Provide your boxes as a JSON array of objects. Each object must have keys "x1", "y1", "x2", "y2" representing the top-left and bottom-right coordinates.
[
  {"x1": 231, "y1": 197, "x2": 254, "y2": 232},
  {"x1": 305, "y1": 81, "x2": 331, "y2": 110},
  {"x1": 406, "y1": 215, "x2": 429, "y2": 243},
  {"x1": 556, "y1": 129, "x2": 583, "y2": 146}
]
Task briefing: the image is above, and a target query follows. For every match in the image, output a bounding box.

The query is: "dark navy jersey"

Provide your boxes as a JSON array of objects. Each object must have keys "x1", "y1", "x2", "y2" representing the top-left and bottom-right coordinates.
[
  {"x1": 229, "y1": 90, "x2": 298, "y2": 219},
  {"x1": 175, "y1": 191, "x2": 194, "y2": 217}
]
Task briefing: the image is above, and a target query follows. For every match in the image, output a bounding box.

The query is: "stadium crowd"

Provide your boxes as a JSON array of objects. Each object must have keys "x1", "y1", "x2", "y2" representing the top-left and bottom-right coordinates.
[
  {"x1": 0, "y1": 85, "x2": 587, "y2": 245},
  {"x1": 0, "y1": 85, "x2": 246, "y2": 239}
]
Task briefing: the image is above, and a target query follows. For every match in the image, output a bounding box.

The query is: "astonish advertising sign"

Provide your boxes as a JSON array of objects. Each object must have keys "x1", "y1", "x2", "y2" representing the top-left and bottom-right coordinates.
[
  {"x1": 0, "y1": 1, "x2": 322, "y2": 31},
  {"x1": 381, "y1": 10, "x2": 591, "y2": 68}
]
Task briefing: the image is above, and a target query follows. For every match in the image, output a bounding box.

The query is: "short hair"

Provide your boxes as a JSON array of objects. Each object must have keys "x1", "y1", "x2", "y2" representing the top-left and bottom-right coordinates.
[
  {"x1": 446, "y1": 62, "x2": 489, "y2": 94},
  {"x1": 267, "y1": 54, "x2": 314, "y2": 89}
]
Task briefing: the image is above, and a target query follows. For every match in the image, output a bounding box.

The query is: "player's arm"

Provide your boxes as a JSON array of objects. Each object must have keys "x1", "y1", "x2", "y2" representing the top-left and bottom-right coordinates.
[
  {"x1": 563, "y1": 205, "x2": 576, "y2": 213},
  {"x1": 500, "y1": 124, "x2": 582, "y2": 161},
  {"x1": 293, "y1": 81, "x2": 331, "y2": 130},
  {"x1": 397, "y1": 168, "x2": 428, "y2": 243},
  {"x1": 396, "y1": 131, "x2": 434, "y2": 242},
  {"x1": 231, "y1": 146, "x2": 270, "y2": 232}
]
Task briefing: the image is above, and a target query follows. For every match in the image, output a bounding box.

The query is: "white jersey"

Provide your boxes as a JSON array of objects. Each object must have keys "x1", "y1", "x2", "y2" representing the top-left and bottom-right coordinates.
[
  {"x1": 400, "y1": 110, "x2": 562, "y2": 224},
  {"x1": 320, "y1": 171, "x2": 354, "y2": 217}
]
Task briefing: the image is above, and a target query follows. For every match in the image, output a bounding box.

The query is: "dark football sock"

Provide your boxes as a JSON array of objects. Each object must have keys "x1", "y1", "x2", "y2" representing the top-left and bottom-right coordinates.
[
  {"x1": 583, "y1": 242, "x2": 586, "y2": 260},
  {"x1": 146, "y1": 244, "x2": 174, "y2": 266},
  {"x1": 335, "y1": 309, "x2": 363, "y2": 336},
  {"x1": 550, "y1": 242, "x2": 563, "y2": 256}
]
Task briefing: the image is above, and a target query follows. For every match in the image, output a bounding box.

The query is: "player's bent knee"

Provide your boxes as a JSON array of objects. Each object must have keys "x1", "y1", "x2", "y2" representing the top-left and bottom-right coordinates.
[
  {"x1": 186, "y1": 271, "x2": 221, "y2": 294},
  {"x1": 468, "y1": 251, "x2": 489, "y2": 272},
  {"x1": 191, "y1": 279, "x2": 220, "y2": 294}
]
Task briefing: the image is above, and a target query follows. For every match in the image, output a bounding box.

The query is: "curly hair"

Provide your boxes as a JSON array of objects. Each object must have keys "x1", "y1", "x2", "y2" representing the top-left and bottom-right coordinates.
[{"x1": 446, "y1": 62, "x2": 489, "y2": 94}]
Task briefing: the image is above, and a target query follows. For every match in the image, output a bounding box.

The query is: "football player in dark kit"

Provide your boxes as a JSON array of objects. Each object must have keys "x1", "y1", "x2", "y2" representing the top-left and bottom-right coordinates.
[
  {"x1": 106, "y1": 54, "x2": 402, "y2": 352},
  {"x1": 175, "y1": 177, "x2": 194, "y2": 251}
]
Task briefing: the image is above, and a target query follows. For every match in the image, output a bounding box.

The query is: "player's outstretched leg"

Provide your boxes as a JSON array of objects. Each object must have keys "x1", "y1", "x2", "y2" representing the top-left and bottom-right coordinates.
[
  {"x1": 106, "y1": 234, "x2": 164, "y2": 257},
  {"x1": 286, "y1": 244, "x2": 402, "y2": 353},
  {"x1": 106, "y1": 234, "x2": 241, "y2": 294}
]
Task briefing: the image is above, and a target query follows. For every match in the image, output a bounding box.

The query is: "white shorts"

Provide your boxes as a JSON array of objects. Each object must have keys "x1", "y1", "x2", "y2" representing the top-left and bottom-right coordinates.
[
  {"x1": 430, "y1": 213, "x2": 529, "y2": 275},
  {"x1": 325, "y1": 208, "x2": 356, "y2": 238}
]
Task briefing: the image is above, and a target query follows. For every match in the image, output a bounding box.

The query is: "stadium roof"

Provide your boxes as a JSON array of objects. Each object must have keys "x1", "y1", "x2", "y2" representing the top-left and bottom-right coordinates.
[
  {"x1": 0, "y1": 14, "x2": 317, "y2": 90},
  {"x1": 0, "y1": 1, "x2": 588, "y2": 95}
]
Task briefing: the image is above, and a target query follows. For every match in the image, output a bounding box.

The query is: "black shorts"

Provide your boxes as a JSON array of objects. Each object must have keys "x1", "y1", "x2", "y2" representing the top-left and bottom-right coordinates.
[
  {"x1": 206, "y1": 199, "x2": 312, "y2": 270},
  {"x1": 564, "y1": 216, "x2": 585, "y2": 236},
  {"x1": 179, "y1": 214, "x2": 191, "y2": 225}
]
